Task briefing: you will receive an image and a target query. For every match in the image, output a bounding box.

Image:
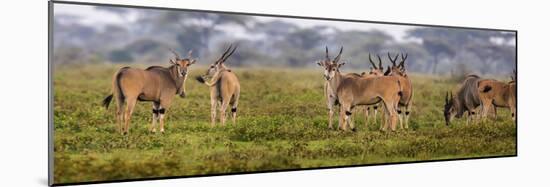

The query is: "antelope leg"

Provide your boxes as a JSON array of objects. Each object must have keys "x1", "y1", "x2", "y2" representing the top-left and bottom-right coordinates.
[
  {"x1": 343, "y1": 106, "x2": 352, "y2": 131},
  {"x1": 115, "y1": 104, "x2": 123, "y2": 135},
  {"x1": 124, "y1": 98, "x2": 137, "y2": 135},
  {"x1": 328, "y1": 108, "x2": 334, "y2": 130},
  {"x1": 220, "y1": 100, "x2": 230, "y2": 126},
  {"x1": 349, "y1": 107, "x2": 356, "y2": 131},
  {"x1": 373, "y1": 105, "x2": 378, "y2": 126},
  {"x1": 150, "y1": 110, "x2": 158, "y2": 133},
  {"x1": 159, "y1": 108, "x2": 166, "y2": 133},
  {"x1": 404, "y1": 104, "x2": 411, "y2": 129},
  {"x1": 114, "y1": 95, "x2": 125, "y2": 134},
  {"x1": 397, "y1": 107, "x2": 404, "y2": 129},
  {"x1": 210, "y1": 99, "x2": 217, "y2": 127},
  {"x1": 150, "y1": 102, "x2": 160, "y2": 132},
  {"x1": 338, "y1": 106, "x2": 346, "y2": 131},
  {"x1": 364, "y1": 106, "x2": 369, "y2": 128}
]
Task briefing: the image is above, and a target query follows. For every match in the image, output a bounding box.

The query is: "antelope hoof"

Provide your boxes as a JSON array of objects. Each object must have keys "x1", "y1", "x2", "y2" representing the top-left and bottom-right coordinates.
[
  {"x1": 150, "y1": 128, "x2": 157, "y2": 133},
  {"x1": 160, "y1": 129, "x2": 165, "y2": 133},
  {"x1": 351, "y1": 127, "x2": 356, "y2": 132}
]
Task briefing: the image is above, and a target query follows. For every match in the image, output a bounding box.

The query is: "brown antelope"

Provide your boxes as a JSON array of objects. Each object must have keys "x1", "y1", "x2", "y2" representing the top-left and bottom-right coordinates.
[
  {"x1": 318, "y1": 47, "x2": 403, "y2": 131},
  {"x1": 361, "y1": 54, "x2": 385, "y2": 128},
  {"x1": 317, "y1": 46, "x2": 363, "y2": 129},
  {"x1": 385, "y1": 53, "x2": 414, "y2": 129},
  {"x1": 478, "y1": 70, "x2": 516, "y2": 121},
  {"x1": 443, "y1": 75, "x2": 482, "y2": 126},
  {"x1": 102, "y1": 49, "x2": 196, "y2": 134},
  {"x1": 196, "y1": 44, "x2": 241, "y2": 127}
]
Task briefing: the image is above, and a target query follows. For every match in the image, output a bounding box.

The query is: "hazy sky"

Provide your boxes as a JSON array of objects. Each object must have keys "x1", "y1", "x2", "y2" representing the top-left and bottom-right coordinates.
[{"x1": 54, "y1": 4, "x2": 416, "y2": 41}]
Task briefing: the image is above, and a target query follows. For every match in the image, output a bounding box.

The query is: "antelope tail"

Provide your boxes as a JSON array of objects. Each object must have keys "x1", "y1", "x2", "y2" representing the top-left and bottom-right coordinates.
[
  {"x1": 196, "y1": 70, "x2": 224, "y2": 87},
  {"x1": 195, "y1": 76, "x2": 218, "y2": 86},
  {"x1": 195, "y1": 76, "x2": 206, "y2": 83},
  {"x1": 397, "y1": 80, "x2": 403, "y2": 97},
  {"x1": 102, "y1": 94, "x2": 113, "y2": 109},
  {"x1": 103, "y1": 67, "x2": 129, "y2": 109}
]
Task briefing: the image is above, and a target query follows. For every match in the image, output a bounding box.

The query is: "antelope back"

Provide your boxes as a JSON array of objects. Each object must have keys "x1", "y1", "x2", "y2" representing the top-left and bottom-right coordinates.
[
  {"x1": 456, "y1": 75, "x2": 482, "y2": 115},
  {"x1": 337, "y1": 75, "x2": 401, "y2": 105}
]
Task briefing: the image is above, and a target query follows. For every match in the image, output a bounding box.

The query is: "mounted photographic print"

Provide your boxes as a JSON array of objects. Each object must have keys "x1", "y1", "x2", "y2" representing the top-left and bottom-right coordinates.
[{"x1": 49, "y1": 1, "x2": 517, "y2": 186}]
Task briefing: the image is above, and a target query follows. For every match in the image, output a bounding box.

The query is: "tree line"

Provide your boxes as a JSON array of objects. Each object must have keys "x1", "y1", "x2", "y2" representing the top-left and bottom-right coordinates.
[{"x1": 53, "y1": 6, "x2": 516, "y2": 76}]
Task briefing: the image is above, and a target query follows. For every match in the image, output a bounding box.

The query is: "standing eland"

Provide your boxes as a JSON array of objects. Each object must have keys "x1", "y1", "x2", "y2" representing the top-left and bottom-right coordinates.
[
  {"x1": 196, "y1": 44, "x2": 241, "y2": 127},
  {"x1": 102, "y1": 49, "x2": 196, "y2": 134},
  {"x1": 385, "y1": 53, "x2": 414, "y2": 129}
]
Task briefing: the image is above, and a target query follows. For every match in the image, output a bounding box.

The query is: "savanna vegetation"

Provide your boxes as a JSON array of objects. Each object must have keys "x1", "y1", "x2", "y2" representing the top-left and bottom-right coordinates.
[{"x1": 53, "y1": 64, "x2": 516, "y2": 184}]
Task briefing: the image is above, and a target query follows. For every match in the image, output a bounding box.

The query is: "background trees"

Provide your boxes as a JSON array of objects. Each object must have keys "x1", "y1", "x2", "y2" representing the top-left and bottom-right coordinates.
[{"x1": 53, "y1": 5, "x2": 516, "y2": 76}]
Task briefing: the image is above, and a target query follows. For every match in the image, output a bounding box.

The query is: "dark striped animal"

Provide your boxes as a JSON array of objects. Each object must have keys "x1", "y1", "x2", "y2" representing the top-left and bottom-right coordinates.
[{"x1": 443, "y1": 74, "x2": 482, "y2": 126}]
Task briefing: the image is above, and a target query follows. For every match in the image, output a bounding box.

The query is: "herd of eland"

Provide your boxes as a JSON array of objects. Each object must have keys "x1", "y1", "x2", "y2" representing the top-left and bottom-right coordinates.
[{"x1": 101, "y1": 45, "x2": 516, "y2": 135}]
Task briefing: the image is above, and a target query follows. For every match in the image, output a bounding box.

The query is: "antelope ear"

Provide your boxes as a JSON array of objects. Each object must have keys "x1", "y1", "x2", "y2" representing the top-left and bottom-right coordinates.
[
  {"x1": 384, "y1": 65, "x2": 391, "y2": 76},
  {"x1": 170, "y1": 59, "x2": 177, "y2": 65},
  {"x1": 316, "y1": 61, "x2": 323, "y2": 67},
  {"x1": 190, "y1": 59, "x2": 197, "y2": 65},
  {"x1": 337, "y1": 62, "x2": 346, "y2": 68}
]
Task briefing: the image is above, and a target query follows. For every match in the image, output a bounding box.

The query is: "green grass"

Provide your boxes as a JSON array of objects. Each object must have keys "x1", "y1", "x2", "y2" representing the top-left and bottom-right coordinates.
[{"x1": 53, "y1": 64, "x2": 516, "y2": 184}]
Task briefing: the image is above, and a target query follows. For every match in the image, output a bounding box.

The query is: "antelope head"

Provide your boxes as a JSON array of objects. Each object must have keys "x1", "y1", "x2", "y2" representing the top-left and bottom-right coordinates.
[
  {"x1": 366, "y1": 53, "x2": 384, "y2": 76},
  {"x1": 443, "y1": 91, "x2": 458, "y2": 126},
  {"x1": 204, "y1": 44, "x2": 237, "y2": 79},
  {"x1": 169, "y1": 49, "x2": 197, "y2": 98},
  {"x1": 385, "y1": 52, "x2": 408, "y2": 76},
  {"x1": 169, "y1": 48, "x2": 197, "y2": 78},
  {"x1": 316, "y1": 46, "x2": 345, "y2": 81}
]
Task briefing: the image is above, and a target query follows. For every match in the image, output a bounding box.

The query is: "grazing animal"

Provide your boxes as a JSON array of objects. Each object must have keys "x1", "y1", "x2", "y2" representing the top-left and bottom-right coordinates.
[
  {"x1": 196, "y1": 45, "x2": 241, "y2": 127},
  {"x1": 443, "y1": 75, "x2": 482, "y2": 126},
  {"x1": 478, "y1": 71, "x2": 517, "y2": 121},
  {"x1": 385, "y1": 53, "x2": 414, "y2": 129},
  {"x1": 317, "y1": 46, "x2": 363, "y2": 129},
  {"x1": 102, "y1": 49, "x2": 196, "y2": 134}
]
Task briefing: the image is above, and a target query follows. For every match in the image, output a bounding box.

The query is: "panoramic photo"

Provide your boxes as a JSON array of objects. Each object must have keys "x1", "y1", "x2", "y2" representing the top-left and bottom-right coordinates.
[{"x1": 51, "y1": 2, "x2": 517, "y2": 185}]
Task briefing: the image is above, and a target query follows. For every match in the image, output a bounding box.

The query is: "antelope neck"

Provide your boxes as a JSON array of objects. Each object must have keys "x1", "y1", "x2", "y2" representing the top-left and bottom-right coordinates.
[
  {"x1": 328, "y1": 71, "x2": 343, "y2": 94},
  {"x1": 169, "y1": 65, "x2": 185, "y2": 95}
]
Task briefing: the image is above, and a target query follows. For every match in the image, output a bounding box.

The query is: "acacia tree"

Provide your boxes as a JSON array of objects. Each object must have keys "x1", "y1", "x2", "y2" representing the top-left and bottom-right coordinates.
[
  {"x1": 422, "y1": 38, "x2": 455, "y2": 74},
  {"x1": 467, "y1": 44, "x2": 515, "y2": 75},
  {"x1": 158, "y1": 11, "x2": 253, "y2": 57}
]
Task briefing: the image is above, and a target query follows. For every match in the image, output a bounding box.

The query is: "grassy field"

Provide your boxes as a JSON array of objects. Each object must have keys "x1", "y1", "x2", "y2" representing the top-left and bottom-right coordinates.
[{"x1": 52, "y1": 64, "x2": 516, "y2": 184}]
